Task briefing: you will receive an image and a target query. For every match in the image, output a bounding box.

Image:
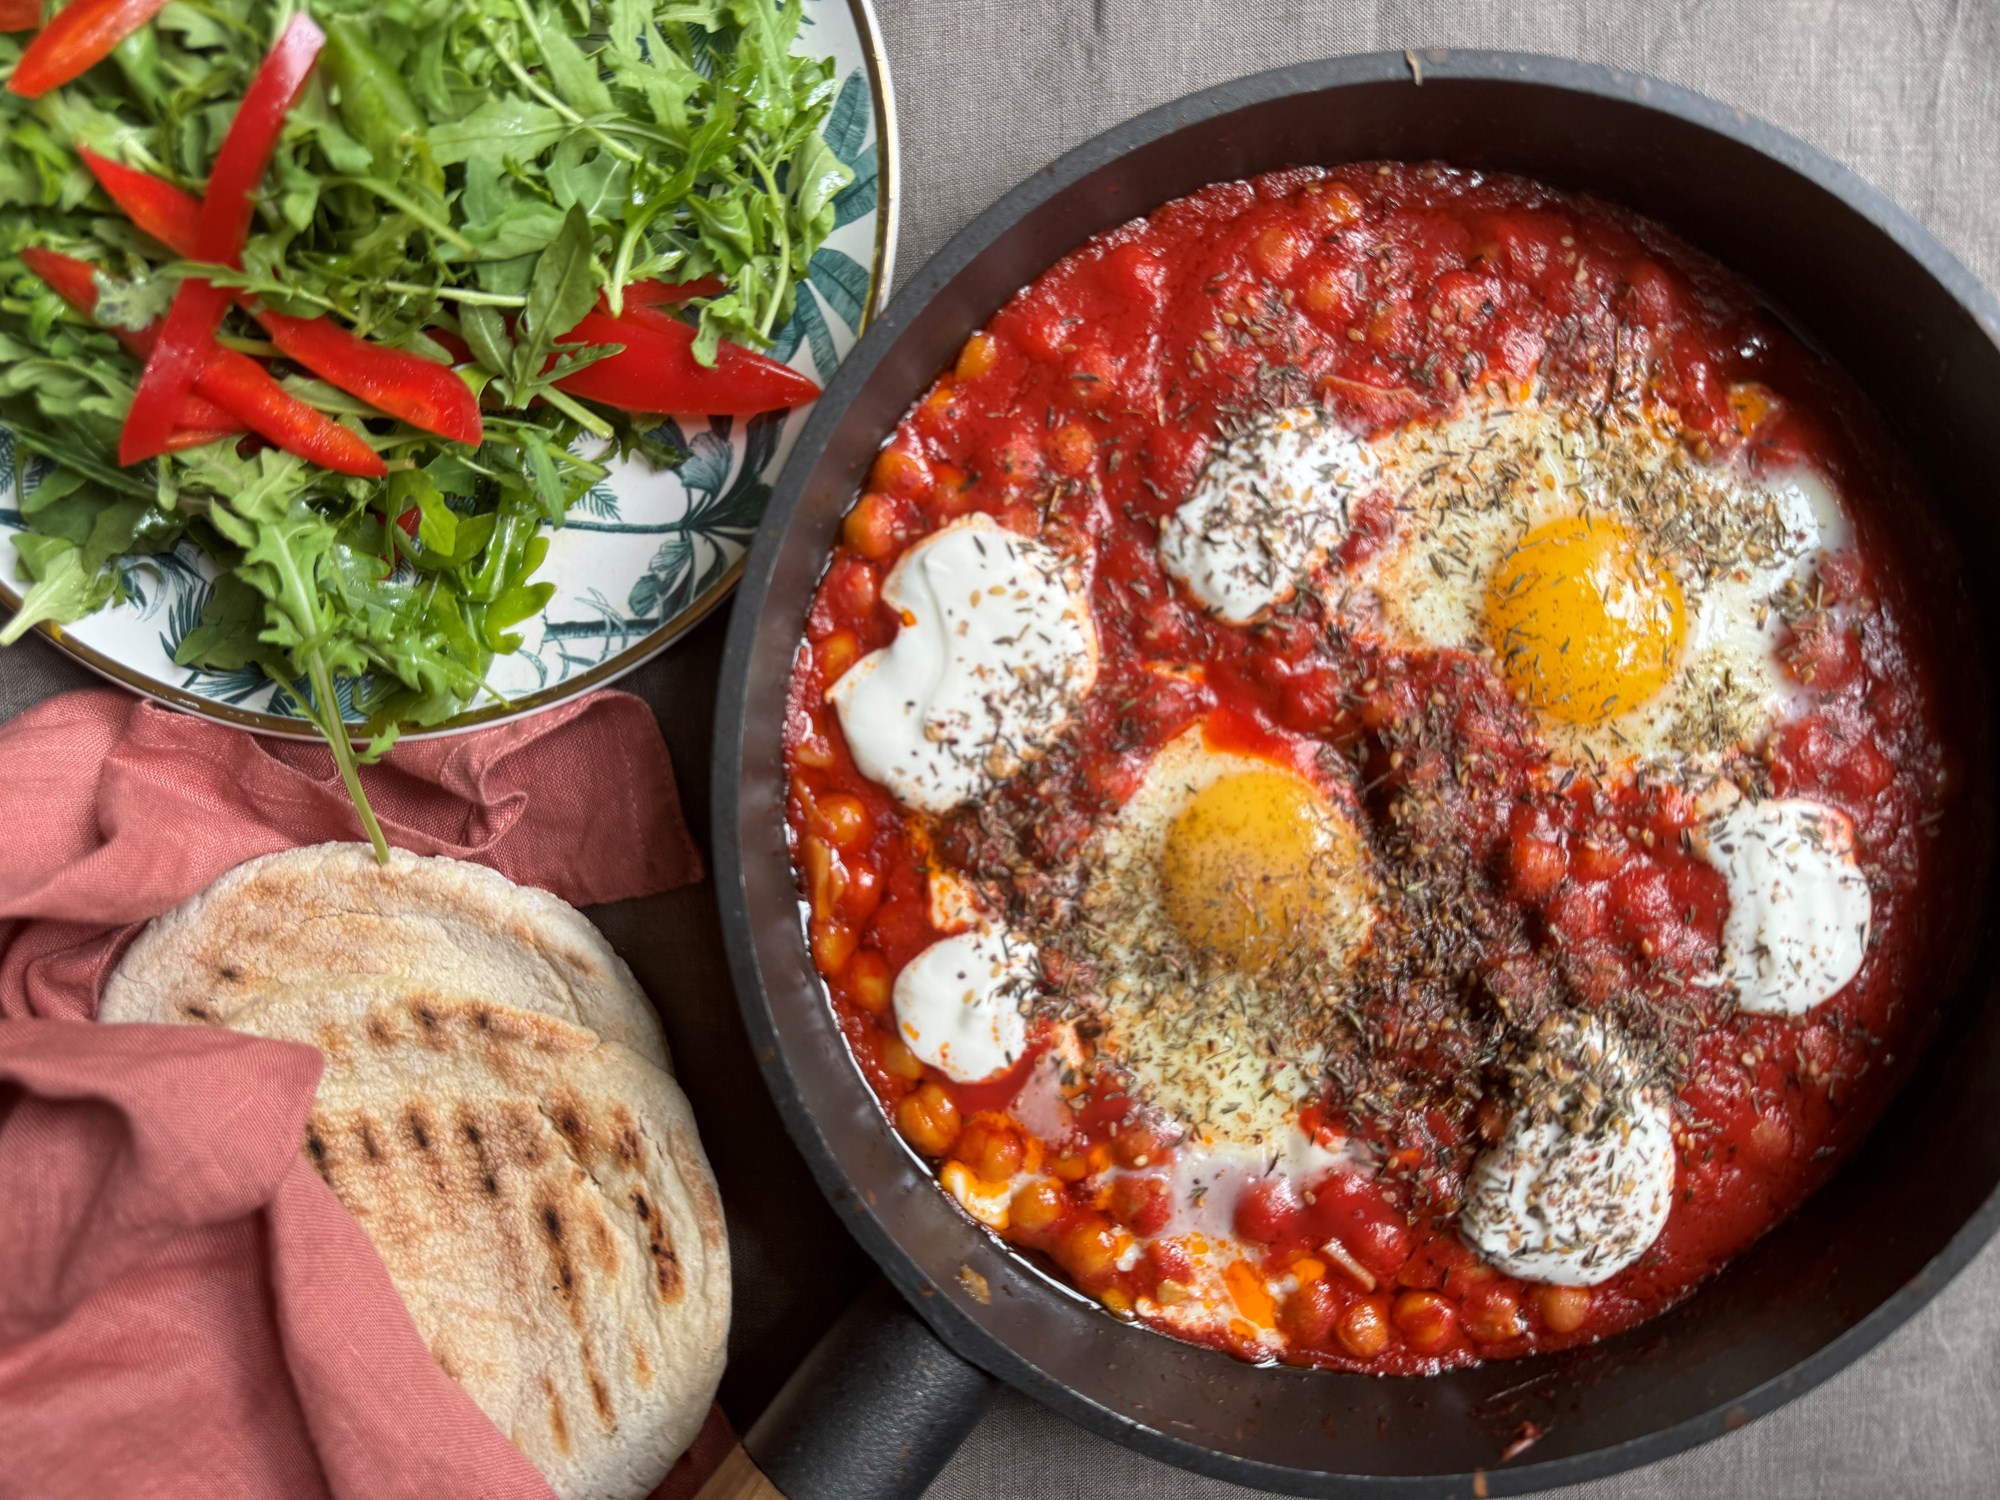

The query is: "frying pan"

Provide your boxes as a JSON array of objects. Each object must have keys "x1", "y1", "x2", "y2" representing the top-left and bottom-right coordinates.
[{"x1": 709, "y1": 49, "x2": 2000, "y2": 1500}]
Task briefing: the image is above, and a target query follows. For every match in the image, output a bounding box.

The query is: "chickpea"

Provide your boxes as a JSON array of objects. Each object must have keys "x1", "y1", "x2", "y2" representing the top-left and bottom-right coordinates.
[
  {"x1": 1050, "y1": 422, "x2": 1097, "y2": 476},
  {"x1": 956, "y1": 1118, "x2": 1025, "y2": 1183},
  {"x1": 1278, "y1": 1279, "x2": 1339, "y2": 1347},
  {"x1": 895, "y1": 1081, "x2": 960, "y2": 1157},
  {"x1": 1337, "y1": 1295, "x2": 1392, "y2": 1359},
  {"x1": 848, "y1": 949, "x2": 892, "y2": 1016},
  {"x1": 1749, "y1": 1111, "x2": 1794, "y2": 1168},
  {"x1": 1305, "y1": 182, "x2": 1365, "y2": 229},
  {"x1": 1050, "y1": 1151, "x2": 1094, "y2": 1183},
  {"x1": 833, "y1": 559, "x2": 879, "y2": 617},
  {"x1": 1392, "y1": 1290, "x2": 1458, "y2": 1355},
  {"x1": 1507, "y1": 833, "x2": 1568, "y2": 902},
  {"x1": 1537, "y1": 1284, "x2": 1592, "y2": 1335},
  {"x1": 869, "y1": 446, "x2": 930, "y2": 498},
  {"x1": 1252, "y1": 223, "x2": 1300, "y2": 280},
  {"x1": 1463, "y1": 1288, "x2": 1526, "y2": 1344},
  {"x1": 1110, "y1": 1122, "x2": 1162, "y2": 1168},
  {"x1": 1302, "y1": 268, "x2": 1347, "y2": 320},
  {"x1": 810, "y1": 917, "x2": 856, "y2": 977},
  {"x1": 837, "y1": 859, "x2": 882, "y2": 925},
  {"x1": 1010, "y1": 1178, "x2": 1067, "y2": 1235},
  {"x1": 955, "y1": 332, "x2": 998, "y2": 381},
  {"x1": 879, "y1": 1034, "x2": 925, "y2": 1082},
  {"x1": 1570, "y1": 833, "x2": 1627, "y2": 884},
  {"x1": 820, "y1": 629, "x2": 860, "y2": 683},
  {"x1": 815, "y1": 792, "x2": 872, "y2": 852},
  {"x1": 841, "y1": 492, "x2": 913, "y2": 561},
  {"x1": 927, "y1": 462, "x2": 972, "y2": 518},
  {"x1": 1063, "y1": 1217, "x2": 1121, "y2": 1283}
]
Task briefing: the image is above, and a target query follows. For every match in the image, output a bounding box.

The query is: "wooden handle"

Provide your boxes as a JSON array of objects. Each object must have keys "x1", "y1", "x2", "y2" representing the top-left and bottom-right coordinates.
[{"x1": 693, "y1": 1441, "x2": 786, "y2": 1500}]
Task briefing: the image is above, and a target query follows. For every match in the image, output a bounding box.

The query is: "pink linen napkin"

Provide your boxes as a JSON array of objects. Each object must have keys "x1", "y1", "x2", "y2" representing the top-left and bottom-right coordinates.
[{"x1": 0, "y1": 687, "x2": 710, "y2": 1500}]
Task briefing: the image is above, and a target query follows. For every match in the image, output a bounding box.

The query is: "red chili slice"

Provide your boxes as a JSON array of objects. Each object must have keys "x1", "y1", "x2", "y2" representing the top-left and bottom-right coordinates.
[
  {"x1": 8, "y1": 0, "x2": 169, "y2": 96},
  {"x1": 76, "y1": 147, "x2": 201, "y2": 249},
  {"x1": 22, "y1": 247, "x2": 241, "y2": 441},
  {"x1": 551, "y1": 301, "x2": 820, "y2": 417},
  {"x1": 26, "y1": 247, "x2": 383, "y2": 477},
  {"x1": 120, "y1": 13, "x2": 324, "y2": 466},
  {"x1": 83, "y1": 147, "x2": 481, "y2": 447},
  {"x1": 621, "y1": 276, "x2": 728, "y2": 308},
  {"x1": 0, "y1": 0, "x2": 41, "y2": 32}
]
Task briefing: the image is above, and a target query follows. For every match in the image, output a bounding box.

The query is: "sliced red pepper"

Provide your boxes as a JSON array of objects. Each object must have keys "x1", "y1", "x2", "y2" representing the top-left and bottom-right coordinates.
[
  {"x1": 8, "y1": 0, "x2": 168, "y2": 96},
  {"x1": 621, "y1": 276, "x2": 727, "y2": 309},
  {"x1": 0, "y1": 0, "x2": 41, "y2": 33},
  {"x1": 195, "y1": 346, "x2": 385, "y2": 476},
  {"x1": 26, "y1": 247, "x2": 382, "y2": 477},
  {"x1": 121, "y1": 14, "x2": 324, "y2": 466},
  {"x1": 83, "y1": 151, "x2": 482, "y2": 446},
  {"x1": 76, "y1": 147, "x2": 202, "y2": 250},
  {"x1": 22, "y1": 247, "x2": 242, "y2": 440},
  {"x1": 161, "y1": 427, "x2": 240, "y2": 453},
  {"x1": 252, "y1": 307, "x2": 481, "y2": 445},
  {"x1": 552, "y1": 302, "x2": 820, "y2": 417}
]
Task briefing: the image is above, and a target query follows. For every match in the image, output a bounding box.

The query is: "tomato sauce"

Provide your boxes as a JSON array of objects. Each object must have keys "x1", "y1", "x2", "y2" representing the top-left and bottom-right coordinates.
[{"x1": 783, "y1": 164, "x2": 1976, "y2": 1373}]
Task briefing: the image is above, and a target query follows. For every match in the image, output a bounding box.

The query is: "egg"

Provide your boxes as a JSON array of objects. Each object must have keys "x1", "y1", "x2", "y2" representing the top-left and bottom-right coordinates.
[
  {"x1": 1061, "y1": 725, "x2": 1379, "y2": 1147},
  {"x1": 1158, "y1": 406, "x2": 1377, "y2": 624},
  {"x1": 829, "y1": 515, "x2": 1097, "y2": 814},
  {"x1": 1459, "y1": 1016, "x2": 1677, "y2": 1286},
  {"x1": 1694, "y1": 796, "x2": 1872, "y2": 1016},
  {"x1": 1349, "y1": 400, "x2": 1849, "y2": 773},
  {"x1": 892, "y1": 926, "x2": 1037, "y2": 1083}
]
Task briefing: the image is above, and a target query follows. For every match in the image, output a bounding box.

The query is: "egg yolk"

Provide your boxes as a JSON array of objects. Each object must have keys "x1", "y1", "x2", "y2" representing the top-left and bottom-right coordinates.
[
  {"x1": 1484, "y1": 515, "x2": 1685, "y2": 725},
  {"x1": 1161, "y1": 769, "x2": 1365, "y2": 973}
]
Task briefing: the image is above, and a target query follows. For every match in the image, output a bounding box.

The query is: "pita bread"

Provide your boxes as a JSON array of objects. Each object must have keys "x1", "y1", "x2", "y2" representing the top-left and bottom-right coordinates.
[
  {"x1": 147, "y1": 985, "x2": 726, "y2": 1500},
  {"x1": 101, "y1": 847, "x2": 730, "y2": 1500},
  {"x1": 100, "y1": 844, "x2": 669, "y2": 1070}
]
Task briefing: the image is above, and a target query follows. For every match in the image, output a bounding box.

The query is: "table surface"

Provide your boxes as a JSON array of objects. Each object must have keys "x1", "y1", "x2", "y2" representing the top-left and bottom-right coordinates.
[{"x1": 6, "y1": 2, "x2": 1999, "y2": 1495}]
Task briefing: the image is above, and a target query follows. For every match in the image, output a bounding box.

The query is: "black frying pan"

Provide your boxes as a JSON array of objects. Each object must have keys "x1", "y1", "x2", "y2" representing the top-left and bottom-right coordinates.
[{"x1": 710, "y1": 50, "x2": 2000, "y2": 1500}]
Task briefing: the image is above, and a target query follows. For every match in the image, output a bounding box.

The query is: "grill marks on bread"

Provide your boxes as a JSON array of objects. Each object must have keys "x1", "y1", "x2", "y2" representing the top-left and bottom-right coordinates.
[
  {"x1": 99, "y1": 844, "x2": 728, "y2": 1500},
  {"x1": 295, "y1": 994, "x2": 706, "y2": 1470}
]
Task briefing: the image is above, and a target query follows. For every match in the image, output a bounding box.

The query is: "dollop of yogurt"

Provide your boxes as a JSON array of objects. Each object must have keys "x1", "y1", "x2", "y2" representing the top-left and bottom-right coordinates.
[
  {"x1": 1695, "y1": 796, "x2": 1872, "y2": 1016},
  {"x1": 1461, "y1": 1018, "x2": 1677, "y2": 1286},
  {"x1": 828, "y1": 516, "x2": 1096, "y2": 814},
  {"x1": 1462, "y1": 1097, "x2": 1677, "y2": 1286},
  {"x1": 892, "y1": 927, "x2": 1036, "y2": 1083},
  {"x1": 1158, "y1": 406, "x2": 1376, "y2": 624}
]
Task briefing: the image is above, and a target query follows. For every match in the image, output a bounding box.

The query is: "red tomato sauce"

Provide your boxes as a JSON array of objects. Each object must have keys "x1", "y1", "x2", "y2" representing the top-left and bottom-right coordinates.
[{"x1": 783, "y1": 164, "x2": 1978, "y2": 1374}]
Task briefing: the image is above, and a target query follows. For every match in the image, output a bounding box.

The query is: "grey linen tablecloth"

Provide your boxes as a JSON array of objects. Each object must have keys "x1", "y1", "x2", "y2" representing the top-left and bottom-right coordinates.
[{"x1": 3, "y1": 3, "x2": 1996, "y2": 1497}]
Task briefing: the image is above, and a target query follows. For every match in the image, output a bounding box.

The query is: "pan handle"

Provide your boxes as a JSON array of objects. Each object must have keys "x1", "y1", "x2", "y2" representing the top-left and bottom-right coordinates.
[{"x1": 694, "y1": 1279, "x2": 996, "y2": 1500}]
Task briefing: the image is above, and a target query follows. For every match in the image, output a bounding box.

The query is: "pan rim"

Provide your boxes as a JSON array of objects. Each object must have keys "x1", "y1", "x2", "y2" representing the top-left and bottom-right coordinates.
[{"x1": 715, "y1": 46, "x2": 2000, "y2": 1496}]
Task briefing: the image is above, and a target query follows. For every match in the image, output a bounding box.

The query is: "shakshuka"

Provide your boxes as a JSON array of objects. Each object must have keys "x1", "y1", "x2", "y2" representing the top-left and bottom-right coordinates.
[{"x1": 782, "y1": 164, "x2": 1975, "y2": 1373}]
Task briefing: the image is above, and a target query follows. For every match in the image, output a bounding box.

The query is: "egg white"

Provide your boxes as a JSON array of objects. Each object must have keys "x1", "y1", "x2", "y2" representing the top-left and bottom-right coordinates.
[
  {"x1": 1341, "y1": 401, "x2": 1849, "y2": 775},
  {"x1": 1064, "y1": 726, "x2": 1378, "y2": 1150}
]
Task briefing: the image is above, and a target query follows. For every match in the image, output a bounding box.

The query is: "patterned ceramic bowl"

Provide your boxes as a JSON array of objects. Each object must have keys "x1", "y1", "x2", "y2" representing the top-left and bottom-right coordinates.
[{"x1": 0, "y1": 0, "x2": 897, "y2": 738}]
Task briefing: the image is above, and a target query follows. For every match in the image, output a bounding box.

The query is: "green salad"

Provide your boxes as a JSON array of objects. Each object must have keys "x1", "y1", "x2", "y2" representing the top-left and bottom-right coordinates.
[{"x1": 0, "y1": 0, "x2": 849, "y2": 853}]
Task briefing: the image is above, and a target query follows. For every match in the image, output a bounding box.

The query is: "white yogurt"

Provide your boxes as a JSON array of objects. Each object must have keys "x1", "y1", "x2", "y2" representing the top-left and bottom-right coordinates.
[
  {"x1": 1696, "y1": 797, "x2": 1872, "y2": 1016},
  {"x1": 829, "y1": 516, "x2": 1097, "y2": 814},
  {"x1": 1158, "y1": 407, "x2": 1375, "y2": 624},
  {"x1": 891, "y1": 927, "x2": 1036, "y2": 1083}
]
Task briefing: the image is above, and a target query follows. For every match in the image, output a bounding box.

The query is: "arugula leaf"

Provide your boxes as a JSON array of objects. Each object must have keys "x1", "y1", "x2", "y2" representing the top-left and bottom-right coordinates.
[{"x1": 1, "y1": 0, "x2": 837, "y2": 852}]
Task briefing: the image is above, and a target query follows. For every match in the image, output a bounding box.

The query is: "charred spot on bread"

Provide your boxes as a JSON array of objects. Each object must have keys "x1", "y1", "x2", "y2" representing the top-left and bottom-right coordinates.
[
  {"x1": 182, "y1": 1001, "x2": 216, "y2": 1021},
  {"x1": 359, "y1": 1121, "x2": 381, "y2": 1160},
  {"x1": 406, "y1": 1107, "x2": 432, "y2": 1152}
]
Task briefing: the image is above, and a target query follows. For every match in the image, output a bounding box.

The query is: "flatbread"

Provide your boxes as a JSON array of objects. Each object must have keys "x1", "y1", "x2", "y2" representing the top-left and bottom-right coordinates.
[
  {"x1": 100, "y1": 844, "x2": 669, "y2": 1070},
  {"x1": 172, "y1": 984, "x2": 726, "y2": 1500},
  {"x1": 100, "y1": 845, "x2": 728, "y2": 1500}
]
